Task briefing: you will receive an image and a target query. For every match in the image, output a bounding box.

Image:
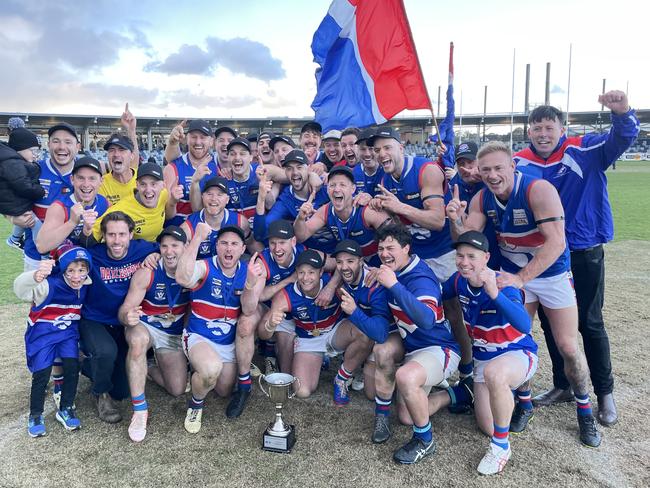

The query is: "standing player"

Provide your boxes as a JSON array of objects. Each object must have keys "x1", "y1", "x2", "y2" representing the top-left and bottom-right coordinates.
[
  {"x1": 447, "y1": 141, "x2": 601, "y2": 447},
  {"x1": 118, "y1": 226, "x2": 190, "y2": 442},
  {"x1": 514, "y1": 92, "x2": 639, "y2": 426}
]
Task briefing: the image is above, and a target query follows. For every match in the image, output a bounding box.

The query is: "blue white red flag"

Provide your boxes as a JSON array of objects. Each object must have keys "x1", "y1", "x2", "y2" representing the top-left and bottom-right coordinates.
[
  {"x1": 311, "y1": 0, "x2": 431, "y2": 132},
  {"x1": 430, "y1": 42, "x2": 456, "y2": 168}
]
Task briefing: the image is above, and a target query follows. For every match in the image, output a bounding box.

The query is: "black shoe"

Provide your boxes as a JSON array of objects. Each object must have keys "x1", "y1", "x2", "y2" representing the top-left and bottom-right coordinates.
[
  {"x1": 578, "y1": 414, "x2": 601, "y2": 448},
  {"x1": 597, "y1": 393, "x2": 618, "y2": 427},
  {"x1": 226, "y1": 389, "x2": 251, "y2": 418},
  {"x1": 371, "y1": 415, "x2": 391, "y2": 444},
  {"x1": 448, "y1": 376, "x2": 474, "y2": 415},
  {"x1": 510, "y1": 403, "x2": 534, "y2": 433},
  {"x1": 532, "y1": 387, "x2": 574, "y2": 407},
  {"x1": 393, "y1": 437, "x2": 436, "y2": 464}
]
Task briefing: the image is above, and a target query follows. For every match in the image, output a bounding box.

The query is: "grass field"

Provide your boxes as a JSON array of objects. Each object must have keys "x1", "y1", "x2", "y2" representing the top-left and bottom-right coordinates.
[{"x1": 0, "y1": 161, "x2": 648, "y2": 488}]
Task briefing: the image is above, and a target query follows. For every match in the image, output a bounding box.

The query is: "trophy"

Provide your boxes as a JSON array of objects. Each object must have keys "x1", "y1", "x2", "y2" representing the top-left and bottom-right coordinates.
[{"x1": 259, "y1": 372, "x2": 300, "y2": 453}]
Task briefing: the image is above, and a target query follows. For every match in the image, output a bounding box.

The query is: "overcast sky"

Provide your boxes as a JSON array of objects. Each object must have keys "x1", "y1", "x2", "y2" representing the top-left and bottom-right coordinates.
[{"x1": 1, "y1": 0, "x2": 646, "y2": 121}]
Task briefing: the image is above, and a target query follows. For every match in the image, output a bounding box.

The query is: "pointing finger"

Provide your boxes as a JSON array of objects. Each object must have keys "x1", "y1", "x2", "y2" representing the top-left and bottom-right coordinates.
[{"x1": 453, "y1": 184, "x2": 459, "y2": 200}]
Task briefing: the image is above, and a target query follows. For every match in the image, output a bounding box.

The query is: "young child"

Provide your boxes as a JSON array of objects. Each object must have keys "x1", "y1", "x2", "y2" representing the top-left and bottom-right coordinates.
[
  {"x1": 0, "y1": 127, "x2": 45, "y2": 250},
  {"x1": 14, "y1": 244, "x2": 92, "y2": 437}
]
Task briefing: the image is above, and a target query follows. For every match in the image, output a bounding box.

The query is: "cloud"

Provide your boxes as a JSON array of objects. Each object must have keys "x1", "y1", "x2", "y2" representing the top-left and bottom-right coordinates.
[
  {"x1": 163, "y1": 90, "x2": 257, "y2": 110},
  {"x1": 551, "y1": 84, "x2": 566, "y2": 94},
  {"x1": 147, "y1": 36, "x2": 286, "y2": 81}
]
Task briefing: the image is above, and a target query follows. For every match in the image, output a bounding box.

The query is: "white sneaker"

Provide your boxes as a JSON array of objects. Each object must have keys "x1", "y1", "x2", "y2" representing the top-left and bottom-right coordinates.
[
  {"x1": 351, "y1": 374, "x2": 365, "y2": 392},
  {"x1": 128, "y1": 411, "x2": 148, "y2": 442},
  {"x1": 184, "y1": 408, "x2": 203, "y2": 434},
  {"x1": 477, "y1": 443, "x2": 511, "y2": 475}
]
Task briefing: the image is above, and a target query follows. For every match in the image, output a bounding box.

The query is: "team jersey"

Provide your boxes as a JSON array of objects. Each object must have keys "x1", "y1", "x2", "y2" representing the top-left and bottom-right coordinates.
[
  {"x1": 324, "y1": 204, "x2": 381, "y2": 266},
  {"x1": 186, "y1": 257, "x2": 247, "y2": 345},
  {"x1": 51, "y1": 193, "x2": 110, "y2": 245},
  {"x1": 514, "y1": 110, "x2": 640, "y2": 250},
  {"x1": 387, "y1": 255, "x2": 459, "y2": 354},
  {"x1": 92, "y1": 189, "x2": 169, "y2": 243},
  {"x1": 442, "y1": 272, "x2": 537, "y2": 361},
  {"x1": 480, "y1": 171, "x2": 570, "y2": 278},
  {"x1": 254, "y1": 185, "x2": 336, "y2": 253},
  {"x1": 353, "y1": 164, "x2": 384, "y2": 197},
  {"x1": 83, "y1": 239, "x2": 158, "y2": 326},
  {"x1": 25, "y1": 273, "x2": 86, "y2": 372},
  {"x1": 381, "y1": 156, "x2": 453, "y2": 259},
  {"x1": 24, "y1": 158, "x2": 74, "y2": 261},
  {"x1": 184, "y1": 208, "x2": 244, "y2": 259},
  {"x1": 99, "y1": 170, "x2": 137, "y2": 205},
  {"x1": 259, "y1": 243, "x2": 306, "y2": 286},
  {"x1": 225, "y1": 163, "x2": 260, "y2": 226},
  {"x1": 342, "y1": 267, "x2": 393, "y2": 343},
  {"x1": 168, "y1": 153, "x2": 219, "y2": 225},
  {"x1": 281, "y1": 274, "x2": 342, "y2": 339},
  {"x1": 139, "y1": 261, "x2": 190, "y2": 336}
]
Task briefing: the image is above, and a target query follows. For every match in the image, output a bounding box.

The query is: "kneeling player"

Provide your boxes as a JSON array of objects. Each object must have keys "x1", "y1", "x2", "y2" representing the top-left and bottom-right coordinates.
[
  {"x1": 261, "y1": 250, "x2": 372, "y2": 402},
  {"x1": 118, "y1": 226, "x2": 190, "y2": 442}
]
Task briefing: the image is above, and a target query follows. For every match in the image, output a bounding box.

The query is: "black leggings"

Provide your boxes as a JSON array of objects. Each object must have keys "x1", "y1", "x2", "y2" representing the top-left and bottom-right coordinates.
[{"x1": 29, "y1": 357, "x2": 79, "y2": 416}]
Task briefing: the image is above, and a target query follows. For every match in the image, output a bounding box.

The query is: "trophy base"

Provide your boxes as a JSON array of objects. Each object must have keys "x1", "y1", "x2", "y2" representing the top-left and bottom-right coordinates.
[{"x1": 262, "y1": 425, "x2": 296, "y2": 453}]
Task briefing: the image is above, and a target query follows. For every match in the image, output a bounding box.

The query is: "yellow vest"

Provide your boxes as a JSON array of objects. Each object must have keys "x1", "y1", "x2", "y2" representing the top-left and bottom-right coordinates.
[
  {"x1": 93, "y1": 188, "x2": 169, "y2": 242},
  {"x1": 99, "y1": 170, "x2": 137, "y2": 205}
]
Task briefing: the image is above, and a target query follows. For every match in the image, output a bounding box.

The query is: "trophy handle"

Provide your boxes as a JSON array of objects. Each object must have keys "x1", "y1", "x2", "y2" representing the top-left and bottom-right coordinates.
[
  {"x1": 258, "y1": 374, "x2": 269, "y2": 397},
  {"x1": 289, "y1": 377, "x2": 301, "y2": 399}
]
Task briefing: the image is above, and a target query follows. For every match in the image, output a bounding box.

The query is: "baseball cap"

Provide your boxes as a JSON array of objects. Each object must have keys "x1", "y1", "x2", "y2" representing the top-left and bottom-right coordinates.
[
  {"x1": 157, "y1": 225, "x2": 187, "y2": 244},
  {"x1": 281, "y1": 149, "x2": 308, "y2": 166},
  {"x1": 455, "y1": 141, "x2": 478, "y2": 162},
  {"x1": 453, "y1": 231, "x2": 489, "y2": 253},
  {"x1": 103, "y1": 133, "x2": 134, "y2": 151},
  {"x1": 8, "y1": 128, "x2": 40, "y2": 152},
  {"x1": 268, "y1": 220, "x2": 295, "y2": 239},
  {"x1": 57, "y1": 244, "x2": 92, "y2": 273},
  {"x1": 73, "y1": 156, "x2": 103, "y2": 175},
  {"x1": 355, "y1": 128, "x2": 375, "y2": 145},
  {"x1": 367, "y1": 127, "x2": 401, "y2": 146},
  {"x1": 202, "y1": 176, "x2": 229, "y2": 194},
  {"x1": 214, "y1": 127, "x2": 238, "y2": 139},
  {"x1": 258, "y1": 131, "x2": 274, "y2": 141},
  {"x1": 301, "y1": 121, "x2": 322, "y2": 135},
  {"x1": 270, "y1": 135, "x2": 296, "y2": 150},
  {"x1": 188, "y1": 119, "x2": 213, "y2": 137},
  {"x1": 328, "y1": 165, "x2": 355, "y2": 183},
  {"x1": 217, "y1": 225, "x2": 246, "y2": 243},
  {"x1": 246, "y1": 132, "x2": 259, "y2": 143},
  {"x1": 322, "y1": 129, "x2": 342, "y2": 141},
  {"x1": 226, "y1": 137, "x2": 251, "y2": 153},
  {"x1": 137, "y1": 162, "x2": 163, "y2": 180},
  {"x1": 332, "y1": 239, "x2": 363, "y2": 258},
  {"x1": 296, "y1": 249, "x2": 324, "y2": 269},
  {"x1": 48, "y1": 122, "x2": 78, "y2": 141}
]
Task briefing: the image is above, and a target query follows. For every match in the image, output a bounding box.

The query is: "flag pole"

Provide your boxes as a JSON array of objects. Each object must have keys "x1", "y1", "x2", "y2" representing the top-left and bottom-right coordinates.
[
  {"x1": 566, "y1": 43, "x2": 573, "y2": 132},
  {"x1": 509, "y1": 48, "x2": 516, "y2": 149}
]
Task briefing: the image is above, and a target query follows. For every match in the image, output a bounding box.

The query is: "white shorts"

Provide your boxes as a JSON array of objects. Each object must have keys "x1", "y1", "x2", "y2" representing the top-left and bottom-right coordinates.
[
  {"x1": 275, "y1": 317, "x2": 296, "y2": 336},
  {"x1": 294, "y1": 324, "x2": 343, "y2": 356},
  {"x1": 182, "y1": 331, "x2": 236, "y2": 363},
  {"x1": 424, "y1": 250, "x2": 457, "y2": 283},
  {"x1": 24, "y1": 255, "x2": 41, "y2": 272},
  {"x1": 523, "y1": 271, "x2": 576, "y2": 309},
  {"x1": 404, "y1": 345, "x2": 460, "y2": 392},
  {"x1": 143, "y1": 322, "x2": 182, "y2": 351},
  {"x1": 474, "y1": 350, "x2": 538, "y2": 388}
]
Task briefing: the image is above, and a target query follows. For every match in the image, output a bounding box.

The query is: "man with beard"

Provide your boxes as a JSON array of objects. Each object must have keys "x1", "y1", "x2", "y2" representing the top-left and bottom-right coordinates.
[
  {"x1": 163, "y1": 120, "x2": 219, "y2": 226},
  {"x1": 181, "y1": 176, "x2": 250, "y2": 259},
  {"x1": 257, "y1": 131, "x2": 275, "y2": 166},
  {"x1": 353, "y1": 128, "x2": 384, "y2": 197},
  {"x1": 322, "y1": 130, "x2": 345, "y2": 168},
  {"x1": 298, "y1": 121, "x2": 322, "y2": 165},
  {"x1": 270, "y1": 134, "x2": 296, "y2": 168},
  {"x1": 118, "y1": 226, "x2": 191, "y2": 442},
  {"x1": 261, "y1": 249, "x2": 373, "y2": 403},
  {"x1": 447, "y1": 141, "x2": 601, "y2": 448},
  {"x1": 294, "y1": 165, "x2": 392, "y2": 267},
  {"x1": 214, "y1": 127, "x2": 237, "y2": 170},
  {"x1": 80, "y1": 211, "x2": 159, "y2": 423},
  {"x1": 175, "y1": 224, "x2": 262, "y2": 432},
  {"x1": 37, "y1": 157, "x2": 109, "y2": 253},
  {"x1": 341, "y1": 128, "x2": 360, "y2": 167},
  {"x1": 93, "y1": 162, "x2": 179, "y2": 243}
]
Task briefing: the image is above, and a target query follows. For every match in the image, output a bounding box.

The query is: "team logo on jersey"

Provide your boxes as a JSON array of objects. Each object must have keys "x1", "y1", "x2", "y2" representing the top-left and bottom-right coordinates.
[
  {"x1": 211, "y1": 278, "x2": 223, "y2": 298},
  {"x1": 405, "y1": 192, "x2": 420, "y2": 200},
  {"x1": 230, "y1": 192, "x2": 240, "y2": 203},
  {"x1": 271, "y1": 274, "x2": 282, "y2": 285},
  {"x1": 206, "y1": 320, "x2": 232, "y2": 336},
  {"x1": 487, "y1": 209, "x2": 498, "y2": 225},
  {"x1": 200, "y1": 241, "x2": 211, "y2": 255},
  {"x1": 555, "y1": 165, "x2": 568, "y2": 178},
  {"x1": 154, "y1": 285, "x2": 166, "y2": 301},
  {"x1": 296, "y1": 306, "x2": 309, "y2": 320},
  {"x1": 53, "y1": 313, "x2": 79, "y2": 330},
  {"x1": 513, "y1": 209, "x2": 529, "y2": 226}
]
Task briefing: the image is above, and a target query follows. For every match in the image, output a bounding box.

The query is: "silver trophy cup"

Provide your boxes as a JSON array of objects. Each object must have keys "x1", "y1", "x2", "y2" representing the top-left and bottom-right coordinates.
[{"x1": 259, "y1": 372, "x2": 300, "y2": 453}]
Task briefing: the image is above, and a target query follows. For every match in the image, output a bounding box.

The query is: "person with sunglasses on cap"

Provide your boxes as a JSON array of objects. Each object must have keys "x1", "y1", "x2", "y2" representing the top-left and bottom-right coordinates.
[
  {"x1": 14, "y1": 244, "x2": 93, "y2": 437},
  {"x1": 261, "y1": 249, "x2": 371, "y2": 402},
  {"x1": 117, "y1": 226, "x2": 191, "y2": 442},
  {"x1": 352, "y1": 128, "x2": 384, "y2": 197},
  {"x1": 181, "y1": 176, "x2": 251, "y2": 259},
  {"x1": 0, "y1": 127, "x2": 45, "y2": 253},
  {"x1": 175, "y1": 223, "x2": 264, "y2": 432},
  {"x1": 163, "y1": 119, "x2": 220, "y2": 227},
  {"x1": 36, "y1": 157, "x2": 109, "y2": 255}
]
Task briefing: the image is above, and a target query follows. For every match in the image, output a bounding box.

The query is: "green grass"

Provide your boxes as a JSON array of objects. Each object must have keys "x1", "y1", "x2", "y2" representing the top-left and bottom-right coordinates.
[{"x1": 0, "y1": 218, "x2": 27, "y2": 305}]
